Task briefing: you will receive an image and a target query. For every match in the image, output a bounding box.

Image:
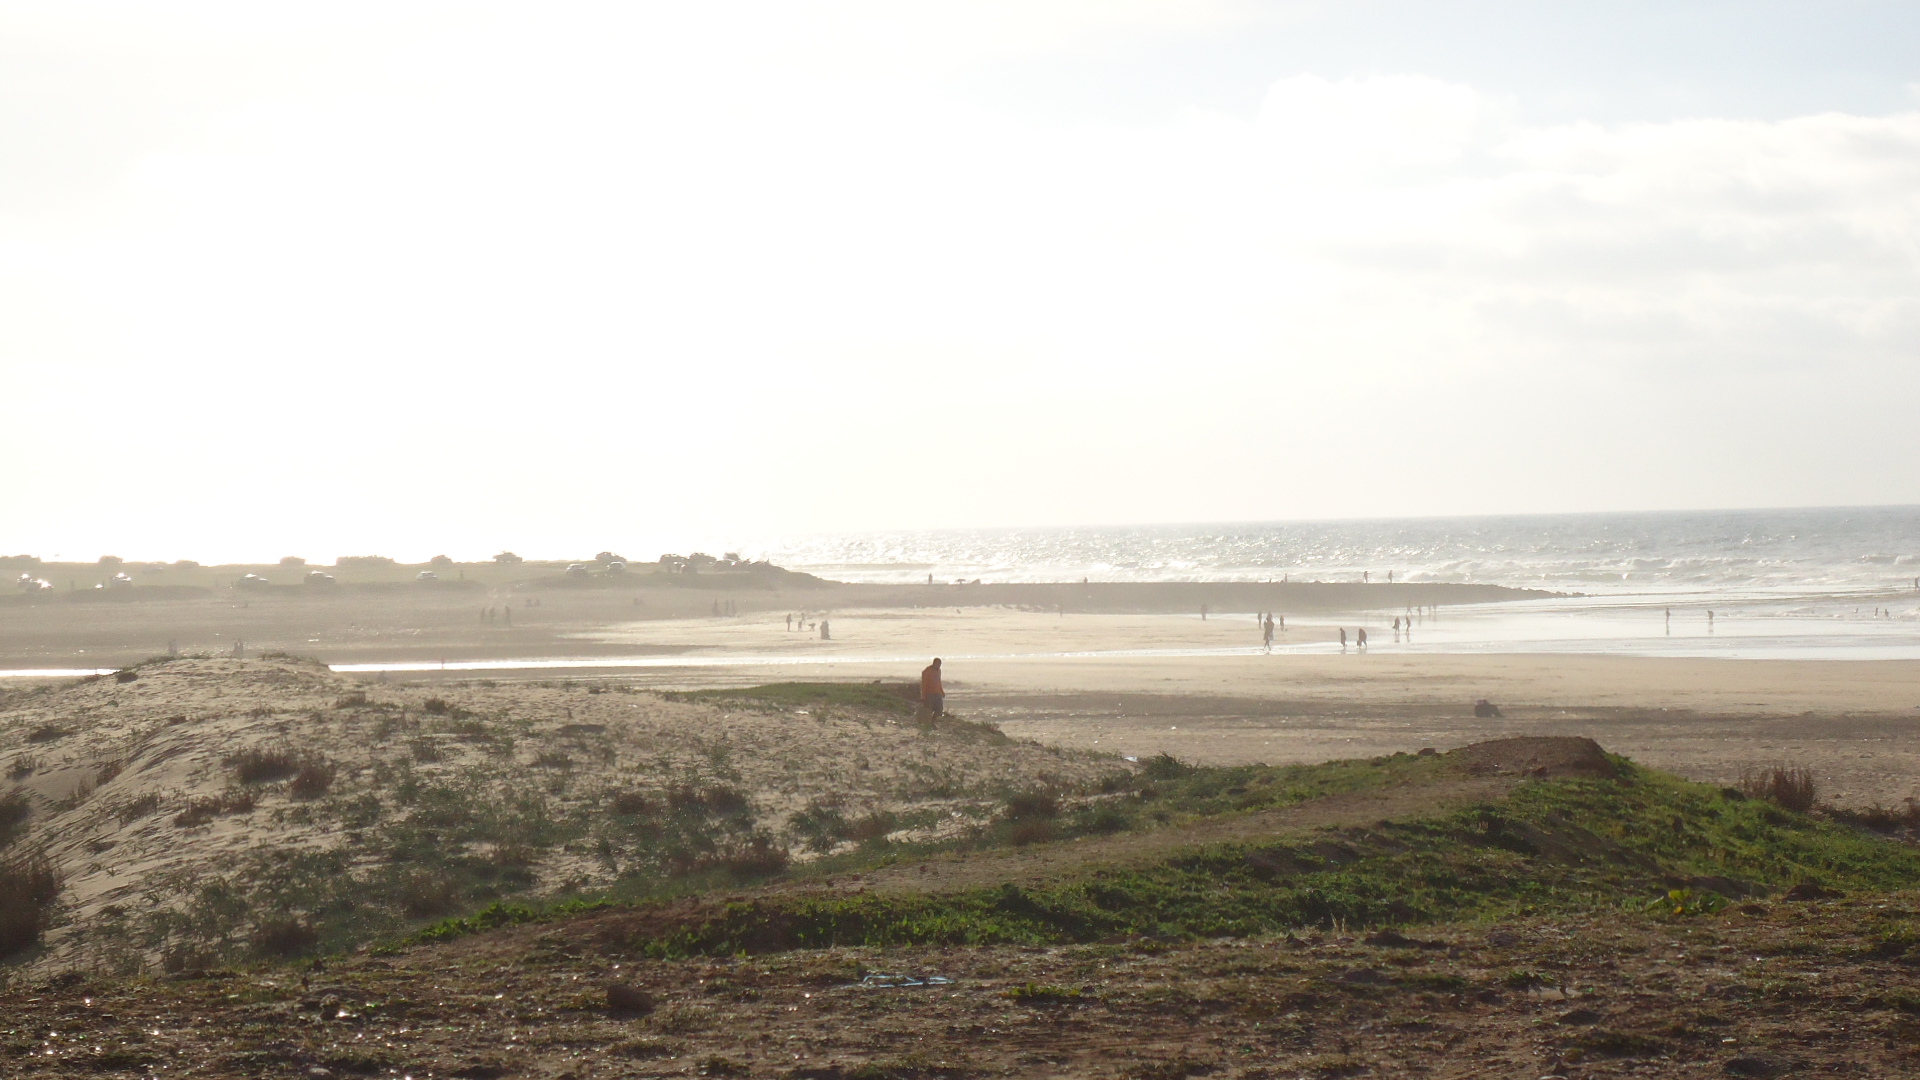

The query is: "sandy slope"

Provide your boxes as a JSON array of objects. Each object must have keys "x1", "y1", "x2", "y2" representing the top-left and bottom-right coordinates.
[{"x1": 0, "y1": 658, "x2": 1112, "y2": 975}]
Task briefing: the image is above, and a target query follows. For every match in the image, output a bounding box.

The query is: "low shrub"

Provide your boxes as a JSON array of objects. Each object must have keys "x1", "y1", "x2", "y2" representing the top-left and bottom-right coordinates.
[
  {"x1": 173, "y1": 790, "x2": 256, "y2": 828},
  {"x1": 848, "y1": 809, "x2": 899, "y2": 844},
  {"x1": 0, "y1": 853, "x2": 61, "y2": 958},
  {"x1": 25, "y1": 726, "x2": 65, "y2": 744},
  {"x1": 228, "y1": 746, "x2": 301, "y2": 785},
  {"x1": 289, "y1": 759, "x2": 336, "y2": 800},
  {"x1": 714, "y1": 835, "x2": 790, "y2": 879},
  {"x1": 1833, "y1": 798, "x2": 1920, "y2": 833},
  {"x1": 250, "y1": 915, "x2": 319, "y2": 957},
  {"x1": 116, "y1": 793, "x2": 162, "y2": 824},
  {"x1": 788, "y1": 800, "x2": 851, "y2": 854},
  {"x1": 1004, "y1": 790, "x2": 1060, "y2": 821},
  {"x1": 94, "y1": 759, "x2": 124, "y2": 786},
  {"x1": 0, "y1": 791, "x2": 30, "y2": 848},
  {"x1": 1008, "y1": 820, "x2": 1056, "y2": 846},
  {"x1": 668, "y1": 784, "x2": 750, "y2": 816},
  {"x1": 612, "y1": 791, "x2": 658, "y2": 816},
  {"x1": 399, "y1": 871, "x2": 465, "y2": 918},
  {"x1": 1740, "y1": 766, "x2": 1817, "y2": 813}
]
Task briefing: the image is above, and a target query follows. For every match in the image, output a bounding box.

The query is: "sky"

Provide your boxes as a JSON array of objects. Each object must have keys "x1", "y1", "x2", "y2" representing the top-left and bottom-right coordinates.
[{"x1": 3, "y1": 1, "x2": 1918, "y2": 563}]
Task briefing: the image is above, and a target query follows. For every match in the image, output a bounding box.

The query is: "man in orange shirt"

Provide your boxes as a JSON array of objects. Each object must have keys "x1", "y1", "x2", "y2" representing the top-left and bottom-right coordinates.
[{"x1": 920, "y1": 658, "x2": 945, "y2": 717}]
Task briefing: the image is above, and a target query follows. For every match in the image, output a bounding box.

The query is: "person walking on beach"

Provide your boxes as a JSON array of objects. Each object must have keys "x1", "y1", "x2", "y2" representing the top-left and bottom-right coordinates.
[
  {"x1": 1262, "y1": 616, "x2": 1274, "y2": 652},
  {"x1": 820, "y1": 619, "x2": 831, "y2": 641},
  {"x1": 1357, "y1": 627, "x2": 1368, "y2": 650},
  {"x1": 1339, "y1": 628, "x2": 1347, "y2": 650},
  {"x1": 921, "y1": 658, "x2": 945, "y2": 717}
]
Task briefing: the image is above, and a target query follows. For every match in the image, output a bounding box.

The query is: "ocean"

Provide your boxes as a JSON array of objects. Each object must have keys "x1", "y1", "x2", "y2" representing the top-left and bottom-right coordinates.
[{"x1": 753, "y1": 506, "x2": 1920, "y2": 660}]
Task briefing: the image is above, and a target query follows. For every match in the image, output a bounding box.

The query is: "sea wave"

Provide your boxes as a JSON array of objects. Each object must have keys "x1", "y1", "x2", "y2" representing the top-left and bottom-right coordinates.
[{"x1": 749, "y1": 506, "x2": 1920, "y2": 600}]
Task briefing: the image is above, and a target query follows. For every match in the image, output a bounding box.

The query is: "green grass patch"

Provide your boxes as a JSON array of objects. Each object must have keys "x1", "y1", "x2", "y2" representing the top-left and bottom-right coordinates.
[{"x1": 606, "y1": 762, "x2": 1920, "y2": 958}]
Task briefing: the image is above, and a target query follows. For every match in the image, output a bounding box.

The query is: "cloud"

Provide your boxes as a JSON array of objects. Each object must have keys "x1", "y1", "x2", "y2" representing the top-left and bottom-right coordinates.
[{"x1": 1, "y1": 14, "x2": 1917, "y2": 555}]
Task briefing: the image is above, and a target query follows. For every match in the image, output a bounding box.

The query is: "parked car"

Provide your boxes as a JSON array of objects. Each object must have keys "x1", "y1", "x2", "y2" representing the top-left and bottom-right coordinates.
[
  {"x1": 565, "y1": 563, "x2": 589, "y2": 577},
  {"x1": 305, "y1": 571, "x2": 336, "y2": 585},
  {"x1": 416, "y1": 570, "x2": 439, "y2": 581},
  {"x1": 108, "y1": 572, "x2": 133, "y2": 587},
  {"x1": 236, "y1": 574, "x2": 271, "y2": 588}
]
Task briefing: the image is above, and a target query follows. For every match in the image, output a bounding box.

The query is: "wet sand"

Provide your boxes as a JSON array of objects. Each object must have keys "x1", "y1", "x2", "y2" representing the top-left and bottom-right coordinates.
[{"x1": 556, "y1": 609, "x2": 1920, "y2": 806}]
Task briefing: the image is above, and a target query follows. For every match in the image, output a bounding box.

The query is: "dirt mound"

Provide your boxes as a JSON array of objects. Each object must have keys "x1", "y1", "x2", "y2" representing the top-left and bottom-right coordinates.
[{"x1": 1446, "y1": 736, "x2": 1617, "y2": 779}]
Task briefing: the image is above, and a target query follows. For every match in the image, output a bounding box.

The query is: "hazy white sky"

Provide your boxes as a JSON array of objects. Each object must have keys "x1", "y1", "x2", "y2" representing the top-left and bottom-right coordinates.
[{"x1": 4, "y1": 1, "x2": 1918, "y2": 562}]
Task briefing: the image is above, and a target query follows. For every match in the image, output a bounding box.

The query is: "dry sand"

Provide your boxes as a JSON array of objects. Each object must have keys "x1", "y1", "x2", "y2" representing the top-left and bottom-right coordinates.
[{"x1": 570, "y1": 608, "x2": 1920, "y2": 807}]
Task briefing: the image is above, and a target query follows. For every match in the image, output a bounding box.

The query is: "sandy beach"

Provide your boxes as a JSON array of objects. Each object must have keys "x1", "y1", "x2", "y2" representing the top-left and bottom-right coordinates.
[
  {"x1": 10, "y1": 586, "x2": 1920, "y2": 804},
  {"x1": 547, "y1": 607, "x2": 1920, "y2": 807}
]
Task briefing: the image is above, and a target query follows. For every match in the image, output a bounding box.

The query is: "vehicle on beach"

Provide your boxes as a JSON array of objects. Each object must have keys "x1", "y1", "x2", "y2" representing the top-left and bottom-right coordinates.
[
  {"x1": 305, "y1": 571, "x2": 336, "y2": 585},
  {"x1": 416, "y1": 570, "x2": 439, "y2": 581},
  {"x1": 16, "y1": 573, "x2": 53, "y2": 592},
  {"x1": 108, "y1": 572, "x2": 133, "y2": 588},
  {"x1": 236, "y1": 573, "x2": 270, "y2": 588},
  {"x1": 565, "y1": 563, "x2": 589, "y2": 577}
]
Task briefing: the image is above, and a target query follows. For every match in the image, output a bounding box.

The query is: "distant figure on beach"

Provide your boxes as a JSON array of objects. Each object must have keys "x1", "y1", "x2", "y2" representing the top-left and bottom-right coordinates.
[
  {"x1": 1363, "y1": 571, "x2": 1369, "y2": 584},
  {"x1": 1387, "y1": 571, "x2": 1394, "y2": 584},
  {"x1": 1262, "y1": 616, "x2": 1274, "y2": 651},
  {"x1": 819, "y1": 619, "x2": 831, "y2": 640},
  {"x1": 927, "y1": 573, "x2": 933, "y2": 585},
  {"x1": 1201, "y1": 603, "x2": 1209, "y2": 621},
  {"x1": 1339, "y1": 628, "x2": 1348, "y2": 650},
  {"x1": 1357, "y1": 628, "x2": 1368, "y2": 649},
  {"x1": 921, "y1": 658, "x2": 945, "y2": 716},
  {"x1": 786, "y1": 613, "x2": 793, "y2": 630}
]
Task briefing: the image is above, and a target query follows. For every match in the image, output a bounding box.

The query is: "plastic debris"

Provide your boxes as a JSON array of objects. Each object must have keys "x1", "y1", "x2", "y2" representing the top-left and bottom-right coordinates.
[{"x1": 859, "y1": 973, "x2": 954, "y2": 988}]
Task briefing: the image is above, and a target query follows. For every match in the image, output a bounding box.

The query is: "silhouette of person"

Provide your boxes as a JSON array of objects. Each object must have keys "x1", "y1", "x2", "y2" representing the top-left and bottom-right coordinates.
[
  {"x1": 1357, "y1": 628, "x2": 1368, "y2": 649},
  {"x1": 921, "y1": 658, "x2": 945, "y2": 716},
  {"x1": 819, "y1": 619, "x2": 831, "y2": 641},
  {"x1": 1339, "y1": 628, "x2": 1348, "y2": 650}
]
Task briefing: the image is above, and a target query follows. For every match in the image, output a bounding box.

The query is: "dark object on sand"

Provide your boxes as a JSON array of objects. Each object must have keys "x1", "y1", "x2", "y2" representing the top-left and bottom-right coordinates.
[
  {"x1": 1447, "y1": 736, "x2": 1617, "y2": 779},
  {"x1": 606, "y1": 982, "x2": 655, "y2": 1016},
  {"x1": 1782, "y1": 883, "x2": 1839, "y2": 902},
  {"x1": 1473, "y1": 699, "x2": 1502, "y2": 718}
]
